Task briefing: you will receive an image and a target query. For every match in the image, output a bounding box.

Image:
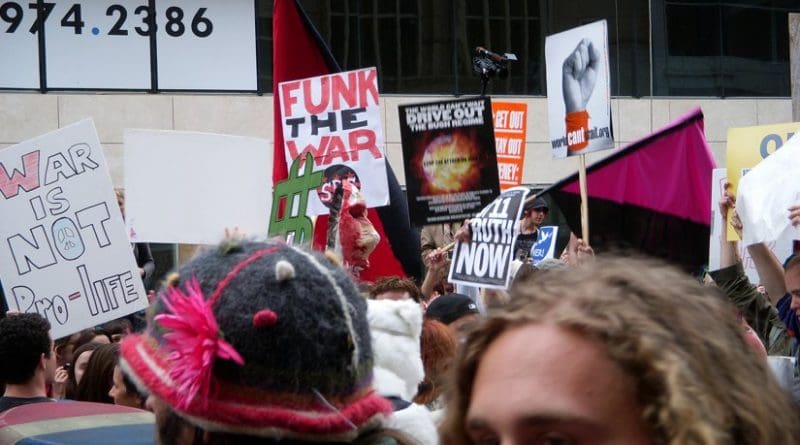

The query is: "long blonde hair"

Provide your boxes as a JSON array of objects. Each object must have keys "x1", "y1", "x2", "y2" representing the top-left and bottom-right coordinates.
[{"x1": 441, "y1": 256, "x2": 800, "y2": 445}]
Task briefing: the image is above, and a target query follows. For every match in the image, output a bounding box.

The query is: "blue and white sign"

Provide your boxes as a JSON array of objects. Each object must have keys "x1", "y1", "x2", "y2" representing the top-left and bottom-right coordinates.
[{"x1": 530, "y1": 226, "x2": 558, "y2": 265}]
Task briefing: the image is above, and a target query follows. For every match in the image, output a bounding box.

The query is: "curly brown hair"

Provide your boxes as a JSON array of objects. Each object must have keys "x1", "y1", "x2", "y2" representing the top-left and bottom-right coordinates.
[
  {"x1": 369, "y1": 276, "x2": 422, "y2": 303},
  {"x1": 441, "y1": 256, "x2": 800, "y2": 445}
]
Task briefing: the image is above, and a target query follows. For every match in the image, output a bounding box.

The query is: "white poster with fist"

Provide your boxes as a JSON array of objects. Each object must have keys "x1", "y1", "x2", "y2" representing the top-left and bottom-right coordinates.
[{"x1": 545, "y1": 20, "x2": 614, "y2": 159}]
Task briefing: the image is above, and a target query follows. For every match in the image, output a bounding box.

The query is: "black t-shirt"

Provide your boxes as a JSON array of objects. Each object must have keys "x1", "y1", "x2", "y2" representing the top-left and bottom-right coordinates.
[
  {"x1": 0, "y1": 396, "x2": 53, "y2": 413},
  {"x1": 513, "y1": 231, "x2": 539, "y2": 261}
]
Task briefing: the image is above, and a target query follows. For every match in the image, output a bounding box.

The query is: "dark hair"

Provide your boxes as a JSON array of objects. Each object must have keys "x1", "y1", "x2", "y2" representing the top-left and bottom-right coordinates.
[
  {"x1": 0, "y1": 314, "x2": 51, "y2": 385},
  {"x1": 369, "y1": 276, "x2": 423, "y2": 303},
  {"x1": 65, "y1": 342, "x2": 102, "y2": 399},
  {"x1": 100, "y1": 318, "x2": 133, "y2": 341},
  {"x1": 75, "y1": 343, "x2": 119, "y2": 403}
]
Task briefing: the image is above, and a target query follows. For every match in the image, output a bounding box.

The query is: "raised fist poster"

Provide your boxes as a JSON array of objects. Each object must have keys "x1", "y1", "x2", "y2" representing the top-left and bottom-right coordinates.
[
  {"x1": 278, "y1": 67, "x2": 389, "y2": 216},
  {"x1": 0, "y1": 120, "x2": 148, "y2": 339},
  {"x1": 545, "y1": 20, "x2": 614, "y2": 159},
  {"x1": 399, "y1": 97, "x2": 501, "y2": 226}
]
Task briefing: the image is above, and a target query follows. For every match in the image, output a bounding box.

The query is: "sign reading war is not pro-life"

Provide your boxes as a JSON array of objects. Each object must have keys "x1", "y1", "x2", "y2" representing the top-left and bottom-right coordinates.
[
  {"x1": 0, "y1": 120, "x2": 147, "y2": 339},
  {"x1": 278, "y1": 67, "x2": 389, "y2": 216},
  {"x1": 449, "y1": 187, "x2": 529, "y2": 290},
  {"x1": 399, "y1": 97, "x2": 501, "y2": 226},
  {"x1": 545, "y1": 20, "x2": 613, "y2": 158}
]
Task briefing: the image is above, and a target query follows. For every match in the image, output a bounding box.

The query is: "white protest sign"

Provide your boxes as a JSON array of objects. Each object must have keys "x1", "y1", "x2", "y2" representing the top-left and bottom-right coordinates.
[
  {"x1": 531, "y1": 226, "x2": 559, "y2": 265},
  {"x1": 737, "y1": 133, "x2": 800, "y2": 247},
  {"x1": 545, "y1": 20, "x2": 613, "y2": 158},
  {"x1": 709, "y1": 168, "x2": 792, "y2": 283},
  {"x1": 0, "y1": 119, "x2": 147, "y2": 339},
  {"x1": 449, "y1": 187, "x2": 529, "y2": 290},
  {"x1": 124, "y1": 130, "x2": 271, "y2": 245},
  {"x1": 279, "y1": 67, "x2": 389, "y2": 215}
]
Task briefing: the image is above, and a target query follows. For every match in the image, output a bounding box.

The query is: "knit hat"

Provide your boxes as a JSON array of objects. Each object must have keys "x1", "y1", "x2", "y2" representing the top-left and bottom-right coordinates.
[
  {"x1": 425, "y1": 293, "x2": 479, "y2": 325},
  {"x1": 120, "y1": 240, "x2": 391, "y2": 441}
]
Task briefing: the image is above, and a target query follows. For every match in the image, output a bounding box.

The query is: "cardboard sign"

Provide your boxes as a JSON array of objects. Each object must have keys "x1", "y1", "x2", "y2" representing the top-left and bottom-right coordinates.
[
  {"x1": 726, "y1": 122, "x2": 800, "y2": 240},
  {"x1": 269, "y1": 153, "x2": 322, "y2": 244},
  {"x1": 708, "y1": 168, "x2": 792, "y2": 283},
  {"x1": 531, "y1": 226, "x2": 559, "y2": 265},
  {"x1": 491, "y1": 101, "x2": 528, "y2": 190},
  {"x1": 124, "y1": 130, "x2": 271, "y2": 245},
  {"x1": 449, "y1": 187, "x2": 529, "y2": 290},
  {"x1": 278, "y1": 67, "x2": 389, "y2": 216},
  {"x1": 545, "y1": 20, "x2": 614, "y2": 158},
  {"x1": 0, "y1": 120, "x2": 147, "y2": 339},
  {"x1": 399, "y1": 97, "x2": 501, "y2": 226}
]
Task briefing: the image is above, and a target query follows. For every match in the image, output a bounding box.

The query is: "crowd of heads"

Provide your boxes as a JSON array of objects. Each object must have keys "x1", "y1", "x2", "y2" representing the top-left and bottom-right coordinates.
[{"x1": 2, "y1": 228, "x2": 800, "y2": 444}]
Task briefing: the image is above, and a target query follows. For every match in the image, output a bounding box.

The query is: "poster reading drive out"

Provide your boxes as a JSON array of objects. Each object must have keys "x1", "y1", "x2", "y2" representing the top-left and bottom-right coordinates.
[
  {"x1": 399, "y1": 97, "x2": 501, "y2": 226},
  {"x1": 545, "y1": 20, "x2": 613, "y2": 158},
  {"x1": 0, "y1": 120, "x2": 148, "y2": 339},
  {"x1": 278, "y1": 67, "x2": 389, "y2": 216}
]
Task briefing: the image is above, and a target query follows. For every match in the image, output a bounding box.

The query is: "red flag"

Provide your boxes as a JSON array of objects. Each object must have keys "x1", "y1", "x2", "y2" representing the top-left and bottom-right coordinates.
[
  {"x1": 541, "y1": 108, "x2": 716, "y2": 272},
  {"x1": 272, "y1": 0, "x2": 422, "y2": 282}
]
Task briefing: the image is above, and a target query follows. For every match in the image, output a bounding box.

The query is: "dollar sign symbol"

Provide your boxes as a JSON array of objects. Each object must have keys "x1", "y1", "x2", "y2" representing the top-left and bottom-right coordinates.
[{"x1": 269, "y1": 153, "x2": 323, "y2": 243}]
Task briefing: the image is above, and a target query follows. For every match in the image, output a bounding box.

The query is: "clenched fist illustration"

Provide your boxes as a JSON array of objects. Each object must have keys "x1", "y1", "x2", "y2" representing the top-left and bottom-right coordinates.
[{"x1": 562, "y1": 38, "x2": 599, "y2": 152}]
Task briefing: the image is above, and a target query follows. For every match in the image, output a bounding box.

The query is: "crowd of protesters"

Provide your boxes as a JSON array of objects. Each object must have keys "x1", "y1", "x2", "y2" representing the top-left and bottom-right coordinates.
[{"x1": 1, "y1": 189, "x2": 800, "y2": 445}]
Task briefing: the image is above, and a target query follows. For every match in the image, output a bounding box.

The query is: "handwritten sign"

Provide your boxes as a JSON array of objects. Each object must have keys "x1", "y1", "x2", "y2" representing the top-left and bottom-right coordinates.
[
  {"x1": 0, "y1": 120, "x2": 147, "y2": 339},
  {"x1": 278, "y1": 67, "x2": 388, "y2": 215},
  {"x1": 449, "y1": 187, "x2": 528, "y2": 289}
]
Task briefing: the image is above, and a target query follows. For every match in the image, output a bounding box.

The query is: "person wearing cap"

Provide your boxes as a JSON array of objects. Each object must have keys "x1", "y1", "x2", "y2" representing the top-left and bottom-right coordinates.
[
  {"x1": 512, "y1": 197, "x2": 549, "y2": 261},
  {"x1": 425, "y1": 293, "x2": 480, "y2": 340},
  {"x1": 120, "y1": 240, "x2": 412, "y2": 445}
]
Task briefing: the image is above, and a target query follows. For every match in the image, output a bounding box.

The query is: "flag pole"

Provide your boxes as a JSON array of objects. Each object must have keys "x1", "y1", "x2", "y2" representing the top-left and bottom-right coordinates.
[{"x1": 578, "y1": 154, "x2": 589, "y2": 243}]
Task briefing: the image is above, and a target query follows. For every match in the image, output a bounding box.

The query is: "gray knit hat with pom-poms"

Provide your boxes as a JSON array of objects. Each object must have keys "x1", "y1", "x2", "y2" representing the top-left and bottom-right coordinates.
[{"x1": 120, "y1": 240, "x2": 391, "y2": 441}]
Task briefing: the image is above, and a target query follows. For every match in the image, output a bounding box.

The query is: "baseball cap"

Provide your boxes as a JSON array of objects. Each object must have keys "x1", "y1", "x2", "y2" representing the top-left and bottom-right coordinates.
[
  {"x1": 524, "y1": 197, "x2": 549, "y2": 212},
  {"x1": 425, "y1": 293, "x2": 479, "y2": 325}
]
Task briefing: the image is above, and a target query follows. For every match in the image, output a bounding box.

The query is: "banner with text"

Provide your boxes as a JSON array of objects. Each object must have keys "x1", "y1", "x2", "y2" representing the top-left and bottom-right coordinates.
[
  {"x1": 491, "y1": 101, "x2": 528, "y2": 190},
  {"x1": 726, "y1": 122, "x2": 800, "y2": 240},
  {"x1": 545, "y1": 20, "x2": 614, "y2": 158},
  {"x1": 399, "y1": 97, "x2": 501, "y2": 226},
  {"x1": 0, "y1": 120, "x2": 147, "y2": 339},
  {"x1": 449, "y1": 187, "x2": 528, "y2": 289},
  {"x1": 278, "y1": 67, "x2": 388, "y2": 216}
]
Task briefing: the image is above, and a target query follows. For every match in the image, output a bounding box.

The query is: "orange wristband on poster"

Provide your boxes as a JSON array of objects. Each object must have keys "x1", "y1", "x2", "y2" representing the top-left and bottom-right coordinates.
[{"x1": 565, "y1": 110, "x2": 590, "y2": 152}]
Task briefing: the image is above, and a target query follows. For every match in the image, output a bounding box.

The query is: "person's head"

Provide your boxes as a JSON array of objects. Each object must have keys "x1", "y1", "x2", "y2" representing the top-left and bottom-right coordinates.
[
  {"x1": 0, "y1": 313, "x2": 55, "y2": 389},
  {"x1": 369, "y1": 276, "x2": 423, "y2": 303},
  {"x1": 75, "y1": 343, "x2": 119, "y2": 404},
  {"x1": 521, "y1": 197, "x2": 549, "y2": 227},
  {"x1": 109, "y1": 364, "x2": 145, "y2": 408},
  {"x1": 425, "y1": 293, "x2": 480, "y2": 340},
  {"x1": 66, "y1": 341, "x2": 102, "y2": 398},
  {"x1": 784, "y1": 254, "x2": 800, "y2": 317},
  {"x1": 101, "y1": 318, "x2": 133, "y2": 343},
  {"x1": 54, "y1": 329, "x2": 98, "y2": 367},
  {"x1": 414, "y1": 319, "x2": 457, "y2": 406},
  {"x1": 442, "y1": 256, "x2": 800, "y2": 445},
  {"x1": 120, "y1": 240, "x2": 393, "y2": 444}
]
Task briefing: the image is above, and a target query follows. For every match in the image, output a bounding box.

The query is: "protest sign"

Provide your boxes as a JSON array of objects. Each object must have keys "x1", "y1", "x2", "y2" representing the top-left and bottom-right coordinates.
[
  {"x1": 531, "y1": 226, "x2": 559, "y2": 265},
  {"x1": 545, "y1": 20, "x2": 613, "y2": 159},
  {"x1": 278, "y1": 67, "x2": 388, "y2": 216},
  {"x1": 726, "y1": 122, "x2": 800, "y2": 240},
  {"x1": 449, "y1": 187, "x2": 528, "y2": 290},
  {"x1": 737, "y1": 133, "x2": 800, "y2": 247},
  {"x1": 399, "y1": 97, "x2": 501, "y2": 226},
  {"x1": 491, "y1": 101, "x2": 528, "y2": 190},
  {"x1": 0, "y1": 120, "x2": 147, "y2": 339},
  {"x1": 269, "y1": 153, "x2": 322, "y2": 244},
  {"x1": 708, "y1": 168, "x2": 792, "y2": 283},
  {"x1": 124, "y1": 130, "x2": 271, "y2": 245}
]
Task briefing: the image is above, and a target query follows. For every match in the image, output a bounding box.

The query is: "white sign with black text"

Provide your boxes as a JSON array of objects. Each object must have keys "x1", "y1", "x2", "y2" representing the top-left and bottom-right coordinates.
[{"x1": 449, "y1": 187, "x2": 529, "y2": 290}]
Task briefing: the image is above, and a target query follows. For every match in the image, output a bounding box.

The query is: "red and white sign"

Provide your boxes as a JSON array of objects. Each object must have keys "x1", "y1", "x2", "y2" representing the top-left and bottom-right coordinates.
[
  {"x1": 278, "y1": 67, "x2": 389, "y2": 215},
  {"x1": 491, "y1": 101, "x2": 527, "y2": 190}
]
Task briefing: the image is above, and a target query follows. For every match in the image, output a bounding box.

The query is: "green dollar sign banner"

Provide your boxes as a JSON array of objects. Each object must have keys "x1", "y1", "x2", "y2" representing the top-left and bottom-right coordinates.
[{"x1": 269, "y1": 153, "x2": 323, "y2": 243}]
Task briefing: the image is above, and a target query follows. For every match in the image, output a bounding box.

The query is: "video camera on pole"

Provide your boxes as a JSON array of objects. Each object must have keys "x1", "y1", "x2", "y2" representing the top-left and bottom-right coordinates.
[{"x1": 472, "y1": 46, "x2": 517, "y2": 95}]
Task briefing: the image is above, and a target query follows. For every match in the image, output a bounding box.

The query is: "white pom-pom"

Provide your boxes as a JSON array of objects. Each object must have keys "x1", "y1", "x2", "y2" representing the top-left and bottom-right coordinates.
[{"x1": 275, "y1": 259, "x2": 295, "y2": 282}]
